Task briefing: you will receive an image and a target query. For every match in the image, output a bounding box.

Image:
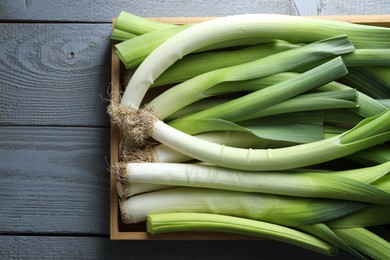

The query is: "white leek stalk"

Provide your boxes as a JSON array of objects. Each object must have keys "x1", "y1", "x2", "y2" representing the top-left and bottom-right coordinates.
[
  {"x1": 120, "y1": 187, "x2": 365, "y2": 225},
  {"x1": 149, "y1": 109, "x2": 390, "y2": 171},
  {"x1": 116, "y1": 181, "x2": 173, "y2": 199},
  {"x1": 120, "y1": 131, "x2": 294, "y2": 163},
  {"x1": 116, "y1": 162, "x2": 390, "y2": 204}
]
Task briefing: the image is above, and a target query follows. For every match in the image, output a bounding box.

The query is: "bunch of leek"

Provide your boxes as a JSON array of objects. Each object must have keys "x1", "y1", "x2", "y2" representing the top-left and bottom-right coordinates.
[{"x1": 109, "y1": 12, "x2": 390, "y2": 259}]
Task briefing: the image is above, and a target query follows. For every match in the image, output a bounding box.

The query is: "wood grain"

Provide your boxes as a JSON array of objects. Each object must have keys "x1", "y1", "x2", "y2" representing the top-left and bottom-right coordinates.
[
  {"x1": 0, "y1": 236, "x2": 359, "y2": 260},
  {"x1": 1, "y1": 0, "x2": 389, "y2": 22},
  {"x1": 1, "y1": 1, "x2": 389, "y2": 259},
  {"x1": 318, "y1": 0, "x2": 390, "y2": 15},
  {"x1": 0, "y1": 126, "x2": 110, "y2": 234},
  {"x1": 0, "y1": 0, "x2": 296, "y2": 21},
  {"x1": 0, "y1": 24, "x2": 112, "y2": 127}
]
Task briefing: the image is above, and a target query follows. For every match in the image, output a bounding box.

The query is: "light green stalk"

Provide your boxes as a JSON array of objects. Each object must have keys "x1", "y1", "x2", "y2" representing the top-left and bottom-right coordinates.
[
  {"x1": 114, "y1": 11, "x2": 178, "y2": 34},
  {"x1": 346, "y1": 145, "x2": 390, "y2": 166},
  {"x1": 363, "y1": 66, "x2": 390, "y2": 91},
  {"x1": 169, "y1": 111, "x2": 326, "y2": 143},
  {"x1": 152, "y1": 42, "x2": 298, "y2": 87},
  {"x1": 167, "y1": 91, "x2": 358, "y2": 121},
  {"x1": 146, "y1": 38, "x2": 353, "y2": 119},
  {"x1": 299, "y1": 224, "x2": 365, "y2": 259},
  {"x1": 328, "y1": 161, "x2": 390, "y2": 184},
  {"x1": 333, "y1": 227, "x2": 390, "y2": 260},
  {"x1": 152, "y1": 48, "x2": 390, "y2": 86},
  {"x1": 147, "y1": 213, "x2": 338, "y2": 257},
  {"x1": 378, "y1": 99, "x2": 390, "y2": 107},
  {"x1": 242, "y1": 90, "x2": 357, "y2": 120},
  {"x1": 204, "y1": 72, "x2": 386, "y2": 118},
  {"x1": 167, "y1": 57, "x2": 349, "y2": 123},
  {"x1": 343, "y1": 49, "x2": 390, "y2": 66},
  {"x1": 327, "y1": 204, "x2": 390, "y2": 228},
  {"x1": 295, "y1": 49, "x2": 390, "y2": 72},
  {"x1": 165, "y1": 75, "x2": 357, "y2": 120},
  {"x1": 111, "y1": 28, "x2": 137, "y2": 41},
  {"x1": 372, "y1": 175, "x2": 390, "y2": 192},
  {"x1": 339, "y1": 67, "x2": 390, "y2": 99},
  {"x1": 324, "y1": 109, "x2": 364, "y2": 128},
  {"x1": 115, "y1": 25, "x2": 192, "y2": 69}
]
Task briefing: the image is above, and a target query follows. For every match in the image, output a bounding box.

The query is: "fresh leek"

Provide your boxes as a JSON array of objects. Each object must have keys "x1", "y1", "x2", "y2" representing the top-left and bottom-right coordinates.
[
  {"x1": 120, "y1": 187, "x2": 365, "y2": 225},
  {"x1": 149, "y1": 109, "x2": 390, "y2": 171},
  {"x1": 333, "y1": 227, "x2": 390, "y2": 260},
  {"x1": 116, "y1": 162, "x2": 390, "y2": 204},
  {"x1": 147, "y1": 213, "x2": 338, "y2": 257}
]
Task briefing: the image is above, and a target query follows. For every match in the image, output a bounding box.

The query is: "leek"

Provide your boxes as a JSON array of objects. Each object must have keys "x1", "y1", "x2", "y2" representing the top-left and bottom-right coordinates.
[
  {"x1": 111, "y1": 28, "x2": 137, "y2": 41},
  {"x1": 120, "y1": 131, "x2": 296, "y2": 164},
  {"x1": 339, "y1": 66, "x2": 390, "y2": 99},
  {"x1": 167, "y1": 86, "x2": 357, "y2": 122},
  {"x1": 333, "y1": 227, "x2": 390, "y2": 260},
  {"x1": 115, "y1": 24, "x2": 192, "y2": 69},
  {"x1": 169, "y1": 111, "x2": 326, "y2": 144},
  {"x1": 147, "y1": 213, "x2": 338, "y2": 257},
  {"x1": 119, "y1": 187, "x2": 365, "y2": 225},
  {"x1": 116, "y1": 162, "x2": 390, "y2": 204},
  {"x1": 327, "y1": 161, "x2": 390, "y2": 184},
  {"x1": 298, "y1": 224, "x2": 365, "y2": 259},
  {"x1": 202, "y1": 71, "x2": 386, "y2": 118},
  {"x1": 343, "y1": 49, "x2": 390, "y2": 67},
  {"x1": 114, "y1": 11, "x2": 178, "y2": 35},
  {"x1": 347, "y1": 145, "x2": 390, "y2": 166},
  {"x1": 148, "y1": 109, "x2": 390, "y2": 171},
  {"x1": 364, "y1": 66, "x2": 390, "y2": 90},
  {"x1": 327, "y1": 205, "x2": 390, "y2": 229},
  {"x1": 116, "y1": 181, "x2": 173, "y2": 199},
  {"x1": 372, "y1": 174, "x2": 390, "y2": 192}
]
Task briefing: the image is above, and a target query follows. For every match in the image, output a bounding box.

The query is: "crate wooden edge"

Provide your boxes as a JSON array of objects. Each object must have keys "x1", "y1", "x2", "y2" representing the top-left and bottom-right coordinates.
[{"x1": 110, "y1": 15, "x2": 390, "y2": 240}]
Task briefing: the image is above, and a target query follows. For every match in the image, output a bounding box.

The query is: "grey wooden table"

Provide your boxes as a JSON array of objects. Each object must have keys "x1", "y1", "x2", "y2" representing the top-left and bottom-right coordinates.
[{"x1": 1, "y1": 1, "x2": 389, "y2": 259}]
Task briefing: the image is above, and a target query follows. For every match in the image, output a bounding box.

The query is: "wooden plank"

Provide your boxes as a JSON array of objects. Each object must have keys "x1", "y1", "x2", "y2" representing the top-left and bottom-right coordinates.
[
  {"x1": 1, "y1": 0, "x2": 390, "y2": 22},
  {"x1": 0, "y1": 126, "x2": 110, "y2": 234},
  {"x1": 151, "y1": 14, "x2": 390, "y2": 26},
  {"x1": 0, "y1": 0, "x2": 296, "y2": 22},
  {"x1": 0, "y1": 236, "x2": 359, "y2": 259},
  {"x1": 0, "y1": 23, "x2": 112, "y2": 127},
  {"x1": 318, "y1": 0, "x2": 390, "y2": 16},
  {"x1": 293, "y1": 0, "x2": 320, "y2": 16}
]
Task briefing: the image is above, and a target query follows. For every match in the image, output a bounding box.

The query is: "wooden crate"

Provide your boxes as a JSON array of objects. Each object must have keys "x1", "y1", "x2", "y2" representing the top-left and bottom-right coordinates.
[{"x1": 110, "y1": 15, "x2": 390, "y2": 240}]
